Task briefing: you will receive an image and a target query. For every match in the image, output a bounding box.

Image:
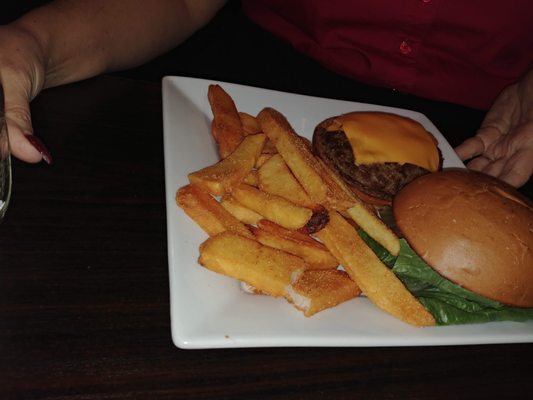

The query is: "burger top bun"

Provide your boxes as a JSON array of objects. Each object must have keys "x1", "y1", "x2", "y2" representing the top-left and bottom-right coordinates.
[{"x1": 393, "y1": 168, "x2": 533, "y2": 308}]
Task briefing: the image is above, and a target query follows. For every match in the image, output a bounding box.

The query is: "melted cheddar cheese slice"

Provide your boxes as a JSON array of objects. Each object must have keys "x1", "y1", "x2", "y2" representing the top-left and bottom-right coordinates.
[{"x1": 327, "y1": 112, "x2": 439, "y2": 172}]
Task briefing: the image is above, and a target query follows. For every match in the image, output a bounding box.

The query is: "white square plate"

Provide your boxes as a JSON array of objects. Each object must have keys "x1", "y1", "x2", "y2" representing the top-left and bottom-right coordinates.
[{"x1": 163, "y1": 76, "x2": 533, "y2": 349}]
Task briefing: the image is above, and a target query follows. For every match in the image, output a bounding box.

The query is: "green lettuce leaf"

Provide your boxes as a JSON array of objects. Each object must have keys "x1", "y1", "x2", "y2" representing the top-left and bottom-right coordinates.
[{"x1": 358, "y1": 230, "x2": 533, "y2": 325}]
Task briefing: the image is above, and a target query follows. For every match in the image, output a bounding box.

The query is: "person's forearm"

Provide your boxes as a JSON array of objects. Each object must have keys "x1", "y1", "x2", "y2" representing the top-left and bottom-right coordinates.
[{"x1": 12, "y1": 0, "x2": 226, "y2": 88}]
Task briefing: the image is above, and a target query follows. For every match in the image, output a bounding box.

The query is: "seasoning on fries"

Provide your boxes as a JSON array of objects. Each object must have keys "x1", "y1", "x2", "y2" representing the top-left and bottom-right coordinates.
[
  {"x1": 188, "y1": 133, "x2": 266, "y2": 195},
  {"x1": 208, "y1": 84, "x2": 245, "y2": 158},
  {"x1": 176, "y1": 84, "x2": 434, "y2": 326}
]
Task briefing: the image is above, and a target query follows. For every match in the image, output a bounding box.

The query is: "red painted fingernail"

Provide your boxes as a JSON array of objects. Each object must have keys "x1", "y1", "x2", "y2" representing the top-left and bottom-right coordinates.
[{"x1": 24, "y1": 134, "x2": 53, "y2": 164}]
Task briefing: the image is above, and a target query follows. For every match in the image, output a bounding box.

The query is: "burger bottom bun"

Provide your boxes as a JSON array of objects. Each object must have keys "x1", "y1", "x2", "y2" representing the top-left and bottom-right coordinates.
[{"x1": 393, "y1": 168, "x2": 533, "y2": 308}]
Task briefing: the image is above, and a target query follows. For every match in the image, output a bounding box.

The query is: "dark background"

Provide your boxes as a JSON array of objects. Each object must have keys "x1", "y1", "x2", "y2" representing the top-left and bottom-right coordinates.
[
  {"x1": 0, "y1": 0, "x2": 488, "y2": 157},
  {"x1": 1, "y1": 2, "x2": 532, "y2": 400}
]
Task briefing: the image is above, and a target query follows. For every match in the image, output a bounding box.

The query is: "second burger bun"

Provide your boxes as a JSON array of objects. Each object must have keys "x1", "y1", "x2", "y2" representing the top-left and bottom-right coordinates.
[
  {"x1": 393, "y1": 168, "x2": 533, "y2": 308},
  {"x1": 313, "y1": 112, "x2": 442, "y2": 205}
]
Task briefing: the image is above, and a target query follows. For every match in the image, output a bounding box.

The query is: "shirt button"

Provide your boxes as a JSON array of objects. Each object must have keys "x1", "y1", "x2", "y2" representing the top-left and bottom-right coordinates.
[
  {"x1": 399, "y1": 40, "x2": 412, "y2": 55},
  {"x1": 420, "y1": 0, "x2": 431, "y2": 3}
]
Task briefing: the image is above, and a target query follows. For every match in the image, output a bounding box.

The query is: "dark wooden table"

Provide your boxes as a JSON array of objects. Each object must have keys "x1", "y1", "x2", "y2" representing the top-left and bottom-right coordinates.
[
  {"x1": 0, "y1": 71, "x2": 531, "y2": 400},
  {"x1": 1, "y1": 3, "x2": 533, "y2": 399}
]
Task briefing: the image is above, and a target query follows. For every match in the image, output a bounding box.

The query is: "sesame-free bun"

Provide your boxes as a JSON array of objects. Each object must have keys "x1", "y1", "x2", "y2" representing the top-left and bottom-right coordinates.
[{"x1": 393, "y1": 168, "x2": 533, "y2": 307}]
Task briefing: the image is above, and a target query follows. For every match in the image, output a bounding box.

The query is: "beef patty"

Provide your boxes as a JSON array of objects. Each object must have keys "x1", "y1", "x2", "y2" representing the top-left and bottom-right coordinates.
[{"x1": 313, "y1": 128, "x2": 430, "y2": 202}]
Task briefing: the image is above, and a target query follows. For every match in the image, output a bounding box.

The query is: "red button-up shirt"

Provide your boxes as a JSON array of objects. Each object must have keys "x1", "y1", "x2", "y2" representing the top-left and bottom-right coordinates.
[{"x1": 242, "y1": 0, "x2": 533, "y2": 109}]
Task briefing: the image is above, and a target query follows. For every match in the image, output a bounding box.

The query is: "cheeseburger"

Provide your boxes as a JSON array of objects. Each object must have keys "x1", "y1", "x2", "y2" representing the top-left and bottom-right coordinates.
[
  {"x1": 313, "y1": 112, "x2": 442, "y2": 205},
  {"x1": 361, "y1": 168, "x2": 533, "y2": 325}
]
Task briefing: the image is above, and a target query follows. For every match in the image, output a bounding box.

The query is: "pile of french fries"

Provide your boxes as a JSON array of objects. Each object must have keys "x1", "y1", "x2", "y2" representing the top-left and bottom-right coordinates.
[{"x1": 177, "y1": 84, "x2": 435, "y2": 326}]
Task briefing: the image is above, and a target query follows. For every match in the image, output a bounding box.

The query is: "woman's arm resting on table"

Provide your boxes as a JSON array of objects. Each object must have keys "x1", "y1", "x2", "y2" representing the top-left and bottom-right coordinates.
[
  {"x1": 455, "y1": 68, "x2": 533, "y2": 188},
  {"x1": 0, "y1": 0, "x2": 226, "y2": 163}
]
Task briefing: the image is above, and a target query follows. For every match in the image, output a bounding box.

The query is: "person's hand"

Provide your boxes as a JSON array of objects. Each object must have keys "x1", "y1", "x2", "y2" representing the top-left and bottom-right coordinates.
[
  {"x1": 0, "y1": 24, "x2": 52, "y2": 164},
  {"x1": 455, "y1": 69, "x2": 533, "y2": 188}
]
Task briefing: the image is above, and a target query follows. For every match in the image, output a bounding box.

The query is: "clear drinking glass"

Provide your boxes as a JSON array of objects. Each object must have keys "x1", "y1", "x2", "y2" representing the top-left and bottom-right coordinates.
[{"x1": 0, "y1": 85, "x2": 12, "y2": 219}]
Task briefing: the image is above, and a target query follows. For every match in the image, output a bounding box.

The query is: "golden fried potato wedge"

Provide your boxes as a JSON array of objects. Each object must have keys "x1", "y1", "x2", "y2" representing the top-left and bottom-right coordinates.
[
  {"x1": 199, "y1": 231, "x2": 306, "y2": 298},
  {"x1": 257, "y1": 107, "x2": 328, "y2": 203},
  {"x1": 208, "y1": 84, "x2": 245, "y2": 158},
  {"x1": 258, "y1": 154, "x2": 316, "y2": 209},
  {"x1": 232, "y1": 184, "x2": 313, "y2": 230},
  {"x1": 287, "y1": 269, "x2": 361, "y2": 317},
  {"x1": 314, "y1": 157, "x2": 358, "y2": 206},
  {"x1": 314, "y1": 156, "x2": 400, "y2": 255},
  {"x1": 220, "y1": 195, "x2": 263, "y2": 225},
  {"x1": 345, "y1": 203, "x2": 400, "y2": 256},
  {"x1": 257, "y1": 108, "x2": 398, "y2": 251},
  {"x1": 188, "y1": 133, "x2": 266, "y2": 195},
  {"x1": 239, "y1": 111, "x2": 262, "y2": 135},
  {"x1": 258, "y1": 219, "x2": 319, "y2": 246},
  {"x1": 257, "y1": 107, "x2": 355, "y2": 210},
  {"x1": 243, "y1": 170, "x2": 259, "y2": 187},
  {"x1": 255, "y1": 153, "x2": 274, "y2": 168},
  {"x1": 240, "y1": 281, "x2": 264, "y2": 295},
  {"x1": 315, "y1": 210, "x2": 435, "y2": 327},
  {"x1": 261, "y1": 139, "x2": 278, "y2": 154},
  {"x1": 253, "y1": 220, "x2": 338, "y2": 270},
  {"x1": 176, "y1": 185, "x2": 253, "y2": 239}
]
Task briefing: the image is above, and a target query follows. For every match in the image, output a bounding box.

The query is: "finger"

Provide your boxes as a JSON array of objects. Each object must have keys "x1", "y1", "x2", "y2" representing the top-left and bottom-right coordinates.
[
  {"x1": 500, "y1": 171, "x2": 532, "y2": 188},
  {"x1": 454, "y1": 126, "x2": 503, "y2": 161},
  {"x1": 481, "y1": 158, "x2": 506, "y2": 179},
  {"x1": 465, "y1": 156, "x2": 491, "y2": 171},
  {"x1": 454, "y1": 136, "x2": 485, "y2": 160},
  {"x1": 479, "y1": 85, "x2": 515, "y2": 134},
  {"x1": 499, "y1": 169, "x2": 532, "y2": 188},
  {"x1": 2, "y1": 80, "x2": 44, "y2": 163},
  {"x1": 498, "y1": 150, "x2": 533, "y2": 188}
]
